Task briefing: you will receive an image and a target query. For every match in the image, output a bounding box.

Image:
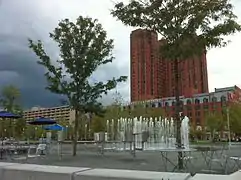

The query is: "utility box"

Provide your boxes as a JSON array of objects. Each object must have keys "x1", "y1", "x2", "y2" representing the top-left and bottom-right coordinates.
[
  {"x1": 94, "y1": 132, "x2": 105, "y2": 142},
  {"x1": 46, "y1": 132, "x2": 52, "y2": 144},
  {"x1": 57, "y1": 131, "x2": 64, "y2": 142}
]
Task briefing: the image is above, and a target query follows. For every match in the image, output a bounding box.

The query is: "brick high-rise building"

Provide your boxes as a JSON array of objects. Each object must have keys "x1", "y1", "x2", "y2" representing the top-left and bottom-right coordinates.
[
  {"x1": 162, "y1": 52, "x2": 209, "y2": 97},
  {"x1": 130, "y1": 29, "x2": 209, "y2": 102},
  {"x1": 130, "y1": 29, "x2": 161, "y2": 102}
]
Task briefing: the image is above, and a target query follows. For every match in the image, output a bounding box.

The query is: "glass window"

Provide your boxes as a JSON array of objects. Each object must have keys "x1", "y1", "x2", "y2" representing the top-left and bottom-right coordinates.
[
  {"x1": 212, "y1": 96, "x2": 217, "y2": 102},
  {"x1": 187, "y1": 99, "x2": 192, "y2": 104},
  {"x1": 158, "y1": 102, "x2": 162, "y2": 107},
  {"x1": 221, "y1": 96, "x2": 227, "y2": 107},
  {"x1": 203, "y1": 98, "x2": 208, "y2": 103},
  {"x1": 196, "y1": 118, "x2": 201, "y2": 125},
  {"x1": 172, "y1": 101, "x2": 175, "y2": 106},
  {"x1": 195, "y1": 99, "x2": 200, "y2": 104}
]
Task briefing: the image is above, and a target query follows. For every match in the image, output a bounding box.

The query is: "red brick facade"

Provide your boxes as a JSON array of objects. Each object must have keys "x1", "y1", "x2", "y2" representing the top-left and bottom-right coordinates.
[
  {"x1": 128, "y1": 86, "x2": 241, "y2": 127},
  {"x1": 130, "y1": 29, "x2": 161, "y2": 101},
  {"x1": 130, "y1": 29, "x2": 209, "y2": 101}
]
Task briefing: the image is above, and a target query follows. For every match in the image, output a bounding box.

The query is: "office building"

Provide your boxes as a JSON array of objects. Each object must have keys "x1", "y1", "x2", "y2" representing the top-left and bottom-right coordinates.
[{"x1": 23, "y1": 105, "x2": 75, "y2": 124}]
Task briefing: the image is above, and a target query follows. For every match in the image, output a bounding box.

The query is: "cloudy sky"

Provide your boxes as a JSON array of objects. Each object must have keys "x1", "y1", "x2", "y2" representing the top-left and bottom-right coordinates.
[{"x1": 0, "y1": 0, "x2": 240, "y2": 108}]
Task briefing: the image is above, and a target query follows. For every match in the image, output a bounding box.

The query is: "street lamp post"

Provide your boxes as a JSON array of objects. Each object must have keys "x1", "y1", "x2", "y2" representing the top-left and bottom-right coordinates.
[{"x1": 227, "y1": 108, "x2": 231, "y2": 149}]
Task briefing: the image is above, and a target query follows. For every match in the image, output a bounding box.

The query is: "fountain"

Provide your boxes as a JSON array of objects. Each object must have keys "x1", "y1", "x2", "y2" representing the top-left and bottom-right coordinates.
[{"x1": 102, "y1": 116, "x2": 190, "y2": 151}]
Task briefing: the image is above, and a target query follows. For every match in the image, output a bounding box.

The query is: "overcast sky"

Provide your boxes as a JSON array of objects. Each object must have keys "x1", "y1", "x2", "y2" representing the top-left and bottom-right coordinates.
[{"x1": 0, "y1": 0, "x2": 240, "y2": 108}]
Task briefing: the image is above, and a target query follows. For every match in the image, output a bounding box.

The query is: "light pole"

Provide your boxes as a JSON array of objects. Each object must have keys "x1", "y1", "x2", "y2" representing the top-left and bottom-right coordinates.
[{"x1": 226, "y1": 108, "x2": 231, "y2": 149}]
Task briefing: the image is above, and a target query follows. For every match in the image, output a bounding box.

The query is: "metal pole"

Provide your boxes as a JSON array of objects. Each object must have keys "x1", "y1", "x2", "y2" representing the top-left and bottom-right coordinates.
[{"x1": 227, "y1": 108, "x2": 231, "y2": 149}]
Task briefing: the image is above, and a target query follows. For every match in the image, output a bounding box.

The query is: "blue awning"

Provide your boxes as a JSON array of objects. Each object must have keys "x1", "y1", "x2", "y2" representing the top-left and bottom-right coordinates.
[{"x1": 43, "y1": 124, "x2": 66, "y2": 131}]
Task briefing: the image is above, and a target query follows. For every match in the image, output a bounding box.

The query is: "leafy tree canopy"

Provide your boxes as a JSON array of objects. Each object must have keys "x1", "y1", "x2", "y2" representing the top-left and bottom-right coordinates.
[
  {"x1": 29, "y1": 16, "x2": 127, "y2": 155},
  {"x1": 111, "y1": 0, "x2": 241, "y2": 59},
  {"x1": 29, "y1": 16, "x2": 127, "y2": 114},
  {"x1": 228, "y1": 104, "x2": 241, "y2": 135},
  {"x1": 205, "y1": 111, "x2": 224, "y2": 133},
  {"x1": 0, "y1": 85, "x2": 22, "y2": 114}
]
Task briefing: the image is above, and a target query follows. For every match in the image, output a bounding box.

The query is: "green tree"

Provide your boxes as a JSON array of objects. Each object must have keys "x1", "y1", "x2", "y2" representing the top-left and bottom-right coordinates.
[
  {"x1": 111, "y1": 0, "x2": 241, "y2": 169},
  {"x1": 91, "y1": 115, "x2": 105, "y2": 133},
  {"x1": 228, "y1": 104, "x2": 241, "y2": 135},
  {"x1": 0, "y1": 85, "x2": 24, "y2": 138},
  {"x1": 128, "y1": 104, "x2": 145, "y2": 118},
  {"x1": 28, "y1": 16, "x2": 127, "y2": 156},
  {"x1": 205, "y1": 112, "x2": 224, "y2": 142},
  {"x1": 0, "y1": 85, "x2": 21, "y2": 112},
  {"x1": 146, "y1": 107, "x2": 165, "y2": 118}
]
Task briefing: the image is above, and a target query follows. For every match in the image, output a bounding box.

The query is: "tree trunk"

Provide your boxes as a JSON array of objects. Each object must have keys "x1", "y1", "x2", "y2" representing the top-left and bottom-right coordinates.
[
  {"x1": 72, "y1": 110, "x2": 79, "y2": 156},
  {"x1": 174, "y1": 59, "x2": 184, "y2": 170}
]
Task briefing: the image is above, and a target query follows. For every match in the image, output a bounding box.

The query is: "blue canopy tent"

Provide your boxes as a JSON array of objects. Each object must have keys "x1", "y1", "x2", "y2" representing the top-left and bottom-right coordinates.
[
  {"x1": 27, "y1": 117, "x2": 56, "y2": 125},
  {"x1": 0, "y1": 111, "x2": 22, "y2": 159},
  {"x1": 28, "y1": 117, "x2": 57, "y2": 145},
  {"x1": 0, "y1": 111, "x2": 22, "y2": 119},
  {"x1": 43, "y1": 124, "x2": 66, "y2": 131}
]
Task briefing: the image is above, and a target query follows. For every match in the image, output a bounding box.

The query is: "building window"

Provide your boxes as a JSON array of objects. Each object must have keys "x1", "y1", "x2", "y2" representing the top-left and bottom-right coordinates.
[
  {"x1": 221, "y1": 96, "x2": 227, "y2": 107},
  {"x1": 212, "y1": 96, "x2": 217, "y2": 102},
  {"x1": 195, "y1": 99, "x2": 200, "y2": 110},
  {"x1": 195, "y1": 99, "x2": 200, "y2": 104},
  {"x1": 203, "y1": 98, "x2": 208, "y2": 103},
  {"x1": 180, "y1": 100, "x2": 184, "y2": 111},
  {"x1": 196, "y1": 118, "x2": 201, "y2": 125},
  {"x1": 187, "y1": 99, "x2": 192, "y2": 110},
  {"x1": 165, "y1": 102, "x2": 169, "y2": 107},
  {"x1": 172, "y1": 101, "x2": 175, "y2": 106},
  {"x1": 221, "y1": 96, "x2": 226, "y2": 102},
  {"x1": 188, "y1": 112, "x2": 192, "y2": 118},
  {"x1": 158, "y1": 102, "x2": 162, "y2": 107},
  {"x1": 187, "y1": 99, "x2": 192, "y2": 105}
]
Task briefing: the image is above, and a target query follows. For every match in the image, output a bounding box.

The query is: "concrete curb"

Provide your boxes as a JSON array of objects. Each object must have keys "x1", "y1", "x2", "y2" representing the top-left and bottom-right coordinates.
[{"x1": 0, "y1": 162, "x2": 239, "y2": 180}]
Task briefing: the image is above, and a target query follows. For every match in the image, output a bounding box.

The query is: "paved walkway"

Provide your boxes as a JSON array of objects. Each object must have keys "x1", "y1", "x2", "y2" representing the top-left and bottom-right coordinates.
[{"x1": 1, "y1": 143, "x2": 241, "y2": 175}]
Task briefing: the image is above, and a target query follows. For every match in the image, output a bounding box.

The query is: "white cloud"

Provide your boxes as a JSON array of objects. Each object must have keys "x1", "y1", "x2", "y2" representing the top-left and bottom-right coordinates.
[{"x1": 207, "y1": 0, "x2": 241, "y2": 90}]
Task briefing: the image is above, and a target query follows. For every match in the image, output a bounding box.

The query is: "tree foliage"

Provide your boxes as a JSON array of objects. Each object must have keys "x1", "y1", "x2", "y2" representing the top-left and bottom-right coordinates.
[
  {"x1": 205, "y1": 111, "x2": 224, "y2": 141},
  {"x1": 28, "y1": 16, "x2": 127, "y2": 155},
  {"x1": 228, "y1": 104, "x2": 241, "y2": 135},
  {"x1": 120, "y1": 103, "x2": 165, "y2": 118},
  {"x1": 111, "y1": 0, "x2": 241, "y2": 59},
  {"x1": 0, "y1": 85, "x2": 25, "y2": 138},
  {"x1": 91, "y1": 115, "x2": 106, "y2": 133},
  {"x1": 0, "y1": 85, "x2": 21, "y2": 113}
]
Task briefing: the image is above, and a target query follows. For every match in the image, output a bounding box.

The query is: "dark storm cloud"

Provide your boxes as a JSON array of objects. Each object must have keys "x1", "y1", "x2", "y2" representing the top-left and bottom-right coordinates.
[
  {"x1": 0, "y1": 0, "x2": 129, "y2": 108},
  {"x1": 0, "y1": 0, "x2": 64, "y2": 108},
  {"x1": 0, "y1": 34, "x2": 61, "y2": 108}
]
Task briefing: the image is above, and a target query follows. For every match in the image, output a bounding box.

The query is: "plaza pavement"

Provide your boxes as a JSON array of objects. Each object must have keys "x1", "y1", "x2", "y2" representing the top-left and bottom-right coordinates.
[{"x1": 4, "y1": 143, "x2": 240, "y2": 175}]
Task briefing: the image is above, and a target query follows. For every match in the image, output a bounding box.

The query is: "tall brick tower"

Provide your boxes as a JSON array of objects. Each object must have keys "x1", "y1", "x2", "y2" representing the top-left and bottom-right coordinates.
[
  {"x1": 130, "y1": 29, "x2": 162, "y2": 102},
  {"x1": 130, "y1": 29, "x2": 209, "y2": 102},
  {"x1": 161, "y1": 52, "x2": 209, "y2": 97}
]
